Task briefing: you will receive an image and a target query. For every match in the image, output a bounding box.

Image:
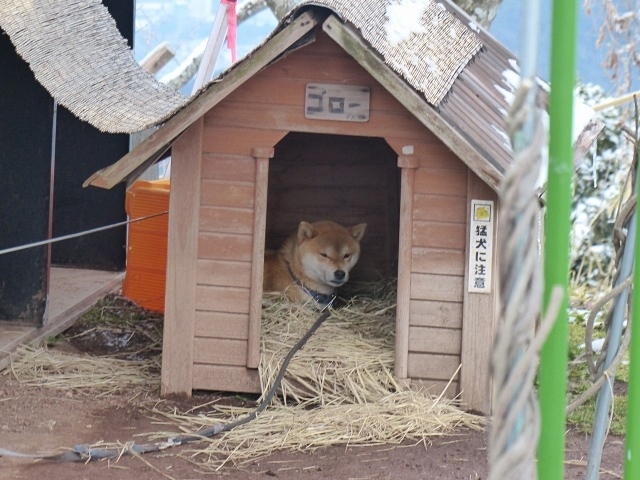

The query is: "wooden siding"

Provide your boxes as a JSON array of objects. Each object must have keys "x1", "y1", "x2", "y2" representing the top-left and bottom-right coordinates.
[
  {"x1": 193, "y1": 109, "x2": 286, "y2": 392},
  {"x1": 197, "y1": 259, "x2": 251, "y2": 287},
  {"x1": 204, "y1": 32, "x2": 435, "y2": 142},
  {"x1": 407, "y1": 353, "x2": 461, "y2": 381},
  {"x1": 193, "y1": 151, "x2": 257, "y2": 392},
  {"x1": 194, "y1": 337, "x2": 249, "y2": 366},
  {"x1": 460, "y1": 170, "x2": 499, "y2": 413},
  {"x1": 405, "y1": 150, "x2": 468, "y2": 391},
  {"x1": 195, "y1": 311, "x2": 249, "y2": 339},
  {"x1": 192, "y1": 364, "x2": 260, "y2": 392},
  {"x1": 409, "y1": 300, "x2": 463, "y2": 330},
  {"x1": 198, "y1": 232, "x2": 253, "y2": 261}
]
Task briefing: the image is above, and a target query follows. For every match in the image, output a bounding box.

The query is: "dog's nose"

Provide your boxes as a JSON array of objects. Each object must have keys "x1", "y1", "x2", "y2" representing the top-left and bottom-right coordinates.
[{"x1": 334, "y1": 270, "x2": 346, "y2": 281}]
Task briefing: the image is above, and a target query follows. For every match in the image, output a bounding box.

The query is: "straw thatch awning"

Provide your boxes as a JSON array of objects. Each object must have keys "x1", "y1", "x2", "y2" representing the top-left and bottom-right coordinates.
[{"x1": 0, "y1": 0, "x2": 187, "y2": 133}]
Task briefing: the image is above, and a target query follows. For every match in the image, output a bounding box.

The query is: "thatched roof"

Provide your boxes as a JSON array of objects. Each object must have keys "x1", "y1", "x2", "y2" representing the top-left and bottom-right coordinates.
[
  {"x1": 297, "y1": 0, "x2": 482, "y2": 106},
  {"x1": 0, "y1": 0, "x2": 187, "y2": 133}
]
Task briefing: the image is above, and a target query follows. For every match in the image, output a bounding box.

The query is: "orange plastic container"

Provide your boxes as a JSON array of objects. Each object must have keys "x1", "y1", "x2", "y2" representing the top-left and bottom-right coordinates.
[{"x1": 122, "y1": 179, "x2": 170, "y2": 313}]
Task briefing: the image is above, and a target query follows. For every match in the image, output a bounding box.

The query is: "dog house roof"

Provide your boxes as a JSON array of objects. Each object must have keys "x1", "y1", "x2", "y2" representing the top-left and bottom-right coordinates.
[{"x1": 74, "y1": 0, "x2": 595, "y2": 192}]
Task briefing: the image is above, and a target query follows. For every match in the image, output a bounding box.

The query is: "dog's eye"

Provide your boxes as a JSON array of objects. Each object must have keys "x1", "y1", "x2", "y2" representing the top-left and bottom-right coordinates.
[
  {"x1": 320, "y1": 253, "x2": 328, "y2": 258},
  {"x1": 344, "y1": 253, "x2": 351, "y2": 259}
]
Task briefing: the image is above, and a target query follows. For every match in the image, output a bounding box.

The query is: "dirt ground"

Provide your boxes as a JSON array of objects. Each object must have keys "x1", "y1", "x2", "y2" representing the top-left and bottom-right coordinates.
[
  {"x1": 0, "y1": 375, "x2": 625, "y2": 480},
  {"x1": 0, "y1": 296, "x2": 626, "y2": 479}
]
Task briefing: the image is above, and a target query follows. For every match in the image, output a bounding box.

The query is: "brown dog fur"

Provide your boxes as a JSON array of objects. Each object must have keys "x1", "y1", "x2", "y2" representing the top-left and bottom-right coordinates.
[{"x1": 263, "y1": 220, "x2": 367, "y2": 303}]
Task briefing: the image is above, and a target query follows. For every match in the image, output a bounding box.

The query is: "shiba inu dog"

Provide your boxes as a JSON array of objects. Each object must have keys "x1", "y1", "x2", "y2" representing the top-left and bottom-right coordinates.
[{"x1": 263, "y1": 220, "x2": 367, "y2": 306}]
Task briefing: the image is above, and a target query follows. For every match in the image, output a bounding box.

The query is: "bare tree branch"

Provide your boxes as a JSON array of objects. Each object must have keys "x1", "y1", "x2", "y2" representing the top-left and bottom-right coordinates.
[
  {"x1": 452, "y1": 0, "x2": 504, "y2": 29},
  {"x1": 264, "y1": 0, "x2": 300, "y2": 20},
  {"x1": 238, "y1": 0, "x2": 269, "y2": 22},
  {"x1": 586, "y1": 0, "x2": 640, "y2": 94}
]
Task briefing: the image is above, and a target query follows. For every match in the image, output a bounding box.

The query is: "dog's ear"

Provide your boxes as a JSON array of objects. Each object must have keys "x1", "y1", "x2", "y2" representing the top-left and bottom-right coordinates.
[
  {"x1": 349, "y1": 223, "x2": 367, "y2": 242},
  {"x1": 297, "y1": 221, "x2": 316, "y2": 243}
]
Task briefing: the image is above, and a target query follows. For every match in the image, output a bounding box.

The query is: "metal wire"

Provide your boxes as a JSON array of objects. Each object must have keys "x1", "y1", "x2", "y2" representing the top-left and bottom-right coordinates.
[{"x1": 0, "y1": 211, "x2": 168, "y2": 256}]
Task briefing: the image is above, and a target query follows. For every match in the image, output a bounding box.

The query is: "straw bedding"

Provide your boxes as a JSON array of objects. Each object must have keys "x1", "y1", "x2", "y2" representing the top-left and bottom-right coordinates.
[
  {"x1": 259, "y1": 283, "x2": 400, "y2": 407},
  {"x1": 8, "y1": 345, "x2": 160, "y2": 397},
  {"x1": 150, "y1": 389, "x2": 482, "y2": 471},
  {"x1": 7, "y1": 283, "x2": 484, "y2": 469},
  {"x1": 155, "y1": 284, "x2": 484, "y2": 470}
]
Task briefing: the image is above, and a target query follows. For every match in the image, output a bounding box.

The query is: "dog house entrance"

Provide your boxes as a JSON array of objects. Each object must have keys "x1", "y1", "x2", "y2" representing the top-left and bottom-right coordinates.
[{"x1": 265, "y1": 132, "x2": 400, "y2": 286}]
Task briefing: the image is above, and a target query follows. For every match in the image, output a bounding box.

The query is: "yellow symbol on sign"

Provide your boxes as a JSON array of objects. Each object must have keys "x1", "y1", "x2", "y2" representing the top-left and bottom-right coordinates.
[{"x1": 474, "y1": 205, "x2": 491, "y2": 221}]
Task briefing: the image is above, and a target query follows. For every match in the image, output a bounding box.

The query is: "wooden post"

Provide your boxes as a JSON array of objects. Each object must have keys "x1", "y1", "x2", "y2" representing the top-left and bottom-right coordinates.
[
  {"x1": 395, "y1": 151, "x2": 419, "y2": 380},
  {"x1": 139, "y1": 42, "x2": 175, "y2": 75},
  {"x1": 161, "y1": 118, "x2": 203, "y2": 397},
  {"x1": 247, "y1": 147, "x2": 274, "y2": 368},
  {"x1": 461, "y1": 170, "x2": 498, "y2": 413}
]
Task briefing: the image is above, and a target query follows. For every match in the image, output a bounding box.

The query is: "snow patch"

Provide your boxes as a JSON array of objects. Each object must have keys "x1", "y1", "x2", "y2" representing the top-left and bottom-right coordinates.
[
  {"x1": 384, "y1": 0, "x2": 429, "y2": 45},
  {"x1": 494, "y1": 84, "x2": 515, "y2": 107},
  {"x1": 573, "y1": 99, "x2": 597, "y2": 143},
  {"x1": 494, "y1": 67, "x2": 520, "y2": 108},
  {"x1": 491, "y1": 123, "x2": 511, "y2": 149},
  {"x1": 502, "y1": 68, "x2": 520, "y2": 92},
  {"x1": 579, "y1": 337, "x2": 605, "y2": 353}
]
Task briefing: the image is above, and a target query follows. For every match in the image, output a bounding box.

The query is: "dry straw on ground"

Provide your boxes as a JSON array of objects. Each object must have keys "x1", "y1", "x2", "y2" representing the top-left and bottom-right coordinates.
[
  {"x1": 7, "y1": 345, "x2": 160, "y2": 397},
  {"x1": 6, "y1": 283, "x2": 484, "y2": 469},
  {"x1": 150, "y1": 284, "x2": 484, "y2": 471},
  {"x1": 259, "y1": 284, "x2": 400, "y2": 406},
  {"x1": 151, "y1": 389, "x2": 483, "y2": 471}
]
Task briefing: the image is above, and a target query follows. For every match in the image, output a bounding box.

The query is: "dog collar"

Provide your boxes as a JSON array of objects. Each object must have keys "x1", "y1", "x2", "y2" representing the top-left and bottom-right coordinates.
[{"x1": 286, "y1": 264, "x2": 337, "y2": 307}]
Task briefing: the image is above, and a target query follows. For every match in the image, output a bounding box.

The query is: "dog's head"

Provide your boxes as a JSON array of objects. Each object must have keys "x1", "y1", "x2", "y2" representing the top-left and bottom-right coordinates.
[{"x1": 296, "y1": 220, "x2": 367, "y2": 288}]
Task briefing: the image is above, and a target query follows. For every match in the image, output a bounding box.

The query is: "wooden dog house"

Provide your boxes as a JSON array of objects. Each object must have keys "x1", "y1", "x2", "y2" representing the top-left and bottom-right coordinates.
[{"x1": 86, "y1": 0, "x2": 571, "y2": 413}]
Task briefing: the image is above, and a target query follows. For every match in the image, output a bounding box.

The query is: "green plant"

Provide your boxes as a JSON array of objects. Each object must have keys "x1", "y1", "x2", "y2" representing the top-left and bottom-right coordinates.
[{"x1": 565, "y1": 290, "x2": 629, "y2": 435}]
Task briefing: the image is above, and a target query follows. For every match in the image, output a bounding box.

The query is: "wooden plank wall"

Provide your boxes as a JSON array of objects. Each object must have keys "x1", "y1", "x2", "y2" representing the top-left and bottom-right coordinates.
[
  {"x1": 386, "y1": 139, "x2": 467, "y2": 397},
  {"x1": 192, "y1": 130, "x2": 285, "y2": 392},
  {"x1": 184, "y1": 27, "x2": 476, "y2": 397},
  {"x1": 194, "y1": 150, "x2": 259, "y2": 392}
]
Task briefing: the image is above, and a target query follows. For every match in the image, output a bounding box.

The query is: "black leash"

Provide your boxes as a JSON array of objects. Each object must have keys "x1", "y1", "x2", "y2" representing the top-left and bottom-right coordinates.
[{"x1": 0, "y1": 305, "x2": 334, "y2": 463}]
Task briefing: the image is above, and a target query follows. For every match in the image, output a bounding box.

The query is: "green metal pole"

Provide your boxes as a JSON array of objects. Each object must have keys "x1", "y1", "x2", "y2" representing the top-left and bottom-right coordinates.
[
  {"x1": 538, "y1": 0, "x2": 578, "y2": 478},
  {"x1": 624, "y1": 148, "x2": 640, "y2": 479}
]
